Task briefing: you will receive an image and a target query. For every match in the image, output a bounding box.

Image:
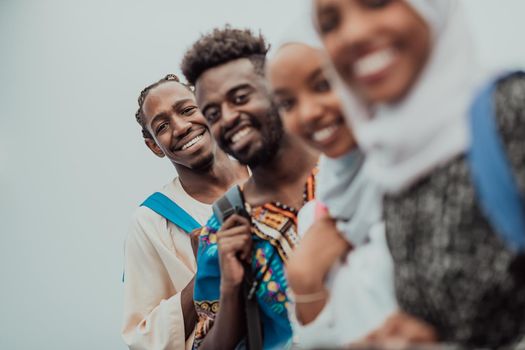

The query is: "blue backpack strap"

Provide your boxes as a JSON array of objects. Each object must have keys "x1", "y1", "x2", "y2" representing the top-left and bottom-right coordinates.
[
  {"x1": 468, "y1": 74, "x2": 525, "y2": 252},
  {"x1": 141, "y1": 192, "x2": 201, "y2": 233}
]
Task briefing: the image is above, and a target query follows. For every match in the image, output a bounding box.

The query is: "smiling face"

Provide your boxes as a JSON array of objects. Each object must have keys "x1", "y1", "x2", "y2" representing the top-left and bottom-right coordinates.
[
  {"x1": 268, "y1": 43, "x2": 355, "y2": 158},
  {"x1": 195, "y1": 58, "x2": 283, "y2": 168},
  {"x1": 141, "y1": 81, "x2": 215, "y2": 170},
  {"x1": 315, "y1": 0, "x2": 431, "y2": 104}
]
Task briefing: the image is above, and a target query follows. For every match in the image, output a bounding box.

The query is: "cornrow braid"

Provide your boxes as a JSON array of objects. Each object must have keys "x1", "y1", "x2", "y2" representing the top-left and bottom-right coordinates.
[{"x1": 135, "y1": 74, "x2": 193, "y2": 139}]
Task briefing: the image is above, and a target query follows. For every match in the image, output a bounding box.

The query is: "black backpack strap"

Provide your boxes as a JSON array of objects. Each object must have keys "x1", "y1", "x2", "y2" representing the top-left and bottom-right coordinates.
[
  {"x1": 212, "y1": 185, "x2": 249, "y2": 224},
  {"x1": 212, "y1": 185, "x2": 263, "y2": 350}
]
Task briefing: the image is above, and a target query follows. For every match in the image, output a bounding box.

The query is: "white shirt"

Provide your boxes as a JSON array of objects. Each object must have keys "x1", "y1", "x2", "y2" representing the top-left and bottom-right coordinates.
[
  {"x1": 293, "y1": 202, "x2": 397, "y2": 348},
  {"x1": 122, "y1": 177, "x2": 211, "y2": 350}
]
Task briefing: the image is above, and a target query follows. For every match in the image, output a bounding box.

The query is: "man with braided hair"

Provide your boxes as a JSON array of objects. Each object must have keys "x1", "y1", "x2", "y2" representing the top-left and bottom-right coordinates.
[
  {"x1": 181, "y1": 27, "x2": 318, "y2": 349},
  {"x1": 122, "y1": 74, "x2": 248, "y2": 350}
]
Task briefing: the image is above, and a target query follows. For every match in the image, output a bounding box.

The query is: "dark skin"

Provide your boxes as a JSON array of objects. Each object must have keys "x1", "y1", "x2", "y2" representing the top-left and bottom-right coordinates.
[
  {"x1": 176, "y1": 149, "x2": 246, "y2": 204},
  {"x1": 268, "y1": 44, "x2": 356, "y2": 326},
  {"x1": 208, "y1": 214, "x2": 252, "y2": 348},
  {"x1": 181, "y1": 278, "x2": 197, "y2": 339},
  {"x1": 243, "y1": 134, "x2": 317, "y2": 209},
  {"x1": 356, "y1": 311, "x2": 438, "y2": 347},
  {"x1": 198, "y1": 139, "x2": 316, "y2": 349},
  {"x1": 143, "y1": 81, "x2": 249, "y2": 205},
  {"x1": 195, "y1": 58, "x2": 318, "y2": 349},
  {"x1": 141, "y1": 81, "x2": 249, "y2": 339}
]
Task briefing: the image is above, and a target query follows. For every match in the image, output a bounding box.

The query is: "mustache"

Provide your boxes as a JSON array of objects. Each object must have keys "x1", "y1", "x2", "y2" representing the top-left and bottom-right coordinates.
[{"x1": 219, "y1": 114, "x2": 262, "y2": 146}]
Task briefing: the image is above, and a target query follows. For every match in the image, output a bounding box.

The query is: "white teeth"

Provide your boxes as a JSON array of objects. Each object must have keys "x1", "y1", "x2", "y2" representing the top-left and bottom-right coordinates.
[
  {"x1": 181, "y1": 135, "x2": 203, "y2": 150},
  {"x1": 231, "y1": 127, "x2": 251, "y2": 144},
  {"x1": 354, "y1": 48, "x2": 395, "y2": 78},
  {"x1": 312, "y1": 125, "x2": 338, "y2": 142}
]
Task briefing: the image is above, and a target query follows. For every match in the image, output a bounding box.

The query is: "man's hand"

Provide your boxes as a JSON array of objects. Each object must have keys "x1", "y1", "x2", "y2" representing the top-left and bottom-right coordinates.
[
  {"x1": 199, "y1": 214, "x2": 252, "y2": 350},
  {"x1": 217, "y1": 214, "x2": 253, "y2": 292}
]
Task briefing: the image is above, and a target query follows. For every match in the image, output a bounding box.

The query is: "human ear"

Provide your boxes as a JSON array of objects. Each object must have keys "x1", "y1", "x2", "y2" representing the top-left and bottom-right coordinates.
[{"x1": 145, "y1": 138, "x2": 165, "y2": 158}]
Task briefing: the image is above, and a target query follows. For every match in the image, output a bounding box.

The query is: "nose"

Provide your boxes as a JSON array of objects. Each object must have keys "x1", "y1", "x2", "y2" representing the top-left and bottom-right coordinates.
[
  {"x1": 171, "y1": 116, "x2": 191, "y2": 138},
  {"x1": 298, "y1": 96, "x2": 324, "y2": 127},
  {"x1": 335, "y1": 6, "x2": 375, "y2": 57},
  {"x1": 221, "y1": 103, "x2": 241, "y2": 130}
]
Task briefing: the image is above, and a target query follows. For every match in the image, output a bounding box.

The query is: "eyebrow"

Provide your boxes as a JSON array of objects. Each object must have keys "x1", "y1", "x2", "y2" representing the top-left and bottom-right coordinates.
[
  {"x1": 200, "y1": 83, "x2": 253, "y2": 113},
  {"x1": 316, "y1": 3, "x2": 336, "y2": 18},
  {"x1": 226, "y1": 83, "x2": 253, "y2": 99},
  {"x1": 307, "y1": 67, "x2": 325, "y2": 84},
  {"x1": 272, "y1": 67, "x2": 325, "y2": 97},
  {"x1": 150, "y1": 98, "x2": 195, "y2": 125},
  {"x1": 150, "y1": 112, "x2": 168, "y2": 127},
  {"x1": 272, "y1": 87, "x2": 290, "y2": 98},
  {"x1": 173, "y1": 98, "x2": 194, "y2": 111}
]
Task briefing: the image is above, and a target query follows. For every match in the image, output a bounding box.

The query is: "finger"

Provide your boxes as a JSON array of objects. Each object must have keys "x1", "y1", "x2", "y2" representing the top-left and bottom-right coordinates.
[
  {"x1": 238, "y1": 238, "x2": 253, "y2": 263},
  {"x1": 239, "y1": 240, "x2": 253, "y2": 262},
  {"x1": 189, "y1": 227, "x2": 202, "y2": 237},
  {"x1": 217, "y1": 224, "x2": 252, "y2": 239},
  {"x1": 398, "y1": 320, "x2": 437, "y2": 343},
  {"x1": 218, "y1": 235, "x2": 252, "y2": 257},
  {"x1": 380, "y1": 319, "x2": 399, "y2": 338},
  {"x1": 220, "y1": 214, "x2": 251, "y2": 230},
  {"x1": 190, "y1": 234, "x2": 200, "y2": 258},
  {"x1": 347, "y1": 340, "x2": 381, "y2": 350},
  {"x1": 367, "y1": 317, "x2": 397, "y2": 341},
  {"x1": 375, "y1": 337, "x2": 409, "y2": 350},
  {"x1": 364, "y1": 328, "x2": 380, "y2": 342}
]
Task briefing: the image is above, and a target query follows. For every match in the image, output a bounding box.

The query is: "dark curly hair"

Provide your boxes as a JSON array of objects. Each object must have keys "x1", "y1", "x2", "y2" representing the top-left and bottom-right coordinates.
[
  {"x1": 135, "y1": 74, "x2": 192, "y2": 139},
  {"x1": 181, "y1": 26, "x2": 270, "y2": 86}
]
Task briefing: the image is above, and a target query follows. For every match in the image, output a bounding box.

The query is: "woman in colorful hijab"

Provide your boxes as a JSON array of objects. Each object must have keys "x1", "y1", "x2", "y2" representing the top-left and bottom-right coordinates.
[{"x1": 313, "y1": 0, "x2": 525, "y2": 347}]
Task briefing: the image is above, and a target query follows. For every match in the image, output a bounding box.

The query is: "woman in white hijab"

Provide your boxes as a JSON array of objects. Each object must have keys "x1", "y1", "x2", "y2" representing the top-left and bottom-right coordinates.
[
  {"x1": 313, "y1": 0, "x2": 525, "y2": 347},
  {"x1": 266, "y1": 14, "x2": 398, "y2": 348}
]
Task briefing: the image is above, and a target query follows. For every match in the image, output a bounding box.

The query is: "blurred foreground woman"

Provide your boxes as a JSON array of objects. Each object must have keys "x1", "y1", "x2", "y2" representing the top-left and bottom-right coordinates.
[
  {"x1": 268, "y1": 41, "x2": 397, "y2": 347},
  {"x1": 314, "y1": 0, "x2": 525, "y2": 347}
]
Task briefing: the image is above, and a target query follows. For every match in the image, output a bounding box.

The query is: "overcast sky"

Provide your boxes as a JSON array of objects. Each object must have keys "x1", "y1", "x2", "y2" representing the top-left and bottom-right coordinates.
[{"x1": 1, "y1": 1, "x2": 524, "y2": 349}]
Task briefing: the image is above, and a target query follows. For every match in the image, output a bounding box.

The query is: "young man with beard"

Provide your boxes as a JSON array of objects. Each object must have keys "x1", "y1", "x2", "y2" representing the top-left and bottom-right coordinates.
[
  {"x1": 181, "y1": 28, "x2": 318, "y2": 349},
  {"x1": 122, "y1": 74, "x2": 248, "y2": 350}
]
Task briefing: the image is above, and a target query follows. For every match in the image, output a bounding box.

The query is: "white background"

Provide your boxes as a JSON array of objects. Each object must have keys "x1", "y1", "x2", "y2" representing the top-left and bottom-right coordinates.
[{"x1": 1, "y1": 1, "x2": 524, "y2": 349}]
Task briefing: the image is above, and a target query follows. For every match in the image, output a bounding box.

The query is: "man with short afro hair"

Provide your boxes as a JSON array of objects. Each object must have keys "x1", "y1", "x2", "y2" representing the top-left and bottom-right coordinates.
[
  {"x1": 181, "y1": 26, "x2": 269, "y2": 86},
  {"x1": 182, "y1": 26, "x2": 318, "y2": 349}
]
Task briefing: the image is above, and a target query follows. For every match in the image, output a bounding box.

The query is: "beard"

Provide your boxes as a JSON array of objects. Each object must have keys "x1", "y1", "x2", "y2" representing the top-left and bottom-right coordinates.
[
  {"x1": 189, "y1": 150, "x2": 215, "y2": 171},
  {"x1": 220, "y1": 104, "x2": 284, "y2": 168}
]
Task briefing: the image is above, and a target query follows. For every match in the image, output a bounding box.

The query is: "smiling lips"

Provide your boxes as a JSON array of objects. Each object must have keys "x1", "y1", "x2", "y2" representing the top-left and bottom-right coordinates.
[
  {"x1": 229, "y1": 126, "x2": 252, "y2": 145},
  {"x1": 312, "y1": 125, "x2": 338, "y2": 143},
  {"x1": 353, "y1": 47, "x2": 396, "y2": 80},
  {"x1": 181, "y1": 134, "x2": 204, "y2": 150},
  {"x1": 175, "y1": 130, "x2": 206, "y2": 152}
]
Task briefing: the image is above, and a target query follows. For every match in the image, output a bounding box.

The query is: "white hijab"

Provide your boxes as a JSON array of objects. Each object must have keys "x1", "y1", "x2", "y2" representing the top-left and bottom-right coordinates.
[{"x1": 328, "y1": 0, "x2": 491, "y2": 194}]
